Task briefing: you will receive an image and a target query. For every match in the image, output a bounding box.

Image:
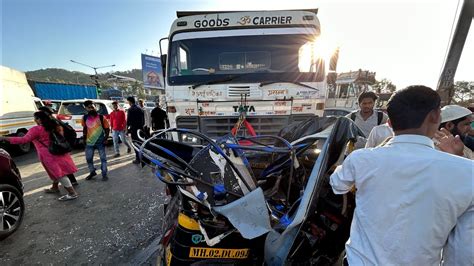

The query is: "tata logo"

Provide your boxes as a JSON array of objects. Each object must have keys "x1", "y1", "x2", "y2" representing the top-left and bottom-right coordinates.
[
  {"x1": 191, "y1": 234, "x2": 203, "y2": 244},
  {"x1": 233, "y1": 105, "x2": 255, "y2": 112}
]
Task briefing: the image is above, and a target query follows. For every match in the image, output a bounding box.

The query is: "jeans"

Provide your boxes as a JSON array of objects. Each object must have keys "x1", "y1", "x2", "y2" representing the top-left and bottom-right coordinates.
[
  {"x1": 112, "y1": 130, "x2": 131, "y2": 154},
  {"x1": 85, "y1": 143, "x2": 107, "y2": 176}
]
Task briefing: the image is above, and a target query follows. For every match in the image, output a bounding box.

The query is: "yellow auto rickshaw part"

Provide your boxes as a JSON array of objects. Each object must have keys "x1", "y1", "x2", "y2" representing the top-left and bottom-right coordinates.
[{"x1": 178, "y1": 213, "x2": 200, "y2": 231}]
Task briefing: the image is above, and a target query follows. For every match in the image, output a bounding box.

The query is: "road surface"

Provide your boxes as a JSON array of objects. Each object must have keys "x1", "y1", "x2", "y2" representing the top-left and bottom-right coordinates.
[{"x1": 0, "y1": 144, "x2": 164, "y2": 265}]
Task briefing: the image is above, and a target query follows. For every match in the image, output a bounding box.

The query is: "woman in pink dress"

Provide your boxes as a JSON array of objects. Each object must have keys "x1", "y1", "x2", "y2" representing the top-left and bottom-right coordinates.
[{"x1": 0, "y1": 112, "x2": 79, "y2": 201}]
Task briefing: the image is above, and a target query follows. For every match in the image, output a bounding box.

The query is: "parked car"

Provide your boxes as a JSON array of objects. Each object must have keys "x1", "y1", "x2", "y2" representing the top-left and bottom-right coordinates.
[
  {"x1": 144, "y1": 101, "x2": 156, "y2": 112},
  {"x1": 323, "y1": 108, "x2": 352, "y2": 118},
  {"x1": 0, "y1": 148, "x2": 24, "y2": 240},
  {"x1": 119, "y1": 102, "x2": 130, "y2": 111},
  {"x1": 57, "y1": 99, "x2": 114, "y2": 142}
]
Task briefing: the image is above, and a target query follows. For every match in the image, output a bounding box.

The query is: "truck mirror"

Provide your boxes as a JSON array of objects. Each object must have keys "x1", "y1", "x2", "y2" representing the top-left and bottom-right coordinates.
[{"x1": 161, "y1": 54, "x2": 167, "y2": 75}]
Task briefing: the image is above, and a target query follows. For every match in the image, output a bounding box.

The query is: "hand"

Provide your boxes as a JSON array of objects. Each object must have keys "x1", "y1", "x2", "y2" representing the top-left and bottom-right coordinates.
[{"x1": 433, "y1": 128, "x2": 464, "y2": 156}]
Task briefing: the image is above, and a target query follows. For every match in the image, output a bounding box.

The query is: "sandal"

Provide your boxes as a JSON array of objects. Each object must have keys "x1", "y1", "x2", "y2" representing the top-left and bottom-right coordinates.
[
  {"x1": 44, "y1": 188, "x2": 60, "y2": 194},
  {"x1": 58, "y1": 194, "x2": 78, "y2": 201}
]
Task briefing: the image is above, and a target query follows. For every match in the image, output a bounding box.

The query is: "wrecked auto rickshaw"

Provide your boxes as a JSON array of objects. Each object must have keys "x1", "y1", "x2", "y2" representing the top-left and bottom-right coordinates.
[{"x1": 133, "y1": 117, "x2": 363, "y2": 265}]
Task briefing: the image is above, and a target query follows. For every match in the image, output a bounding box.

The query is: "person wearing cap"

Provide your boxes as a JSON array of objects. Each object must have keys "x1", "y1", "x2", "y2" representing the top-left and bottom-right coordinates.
[
  {"x1": 435, "y1": 105, "x2": 473, "y2": 159},
  {"x1": 346, "y1": 91, "x2": 388, "y2": 149}
]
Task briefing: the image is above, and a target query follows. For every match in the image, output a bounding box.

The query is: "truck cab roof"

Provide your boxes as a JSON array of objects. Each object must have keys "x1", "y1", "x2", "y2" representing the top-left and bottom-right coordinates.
[
  {"x1": 176, "y1": 9, "x2": 318, "y2": 18},
  {"x1": 169, "y1": 9, "x2": 320, "y2": 36}
]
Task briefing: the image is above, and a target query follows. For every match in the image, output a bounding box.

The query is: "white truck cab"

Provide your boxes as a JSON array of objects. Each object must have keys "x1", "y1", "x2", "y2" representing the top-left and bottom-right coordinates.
[
  {"x1": 162, "y1": 9, "x2": 336, "y2": 141},
  {"x1": 0, "y1": 66, "x2": 41, "y2": 153}
]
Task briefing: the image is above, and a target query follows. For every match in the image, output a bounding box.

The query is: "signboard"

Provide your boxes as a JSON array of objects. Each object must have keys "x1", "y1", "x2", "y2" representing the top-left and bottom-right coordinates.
[
  {"x1": 196, "y1": 101, "x2": 292, "y2": 116},
  {"x1": 141, "y1": 54, "x2": 164, "y2": 89}
]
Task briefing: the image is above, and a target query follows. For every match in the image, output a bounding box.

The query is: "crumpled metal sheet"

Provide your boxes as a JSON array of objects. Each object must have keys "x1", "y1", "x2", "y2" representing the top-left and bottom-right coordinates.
[
  {"x1": 214, "y1": 187, "x2": 271, "y2": 239},
  {"x1": 264, "y1": 117, "x2": 363, "y2": 265}
]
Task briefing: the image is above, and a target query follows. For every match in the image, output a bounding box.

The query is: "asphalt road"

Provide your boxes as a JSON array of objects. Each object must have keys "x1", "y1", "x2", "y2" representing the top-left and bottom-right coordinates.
[{"x1": 0, "y1": 143, "x2": 165, "y2": 265}]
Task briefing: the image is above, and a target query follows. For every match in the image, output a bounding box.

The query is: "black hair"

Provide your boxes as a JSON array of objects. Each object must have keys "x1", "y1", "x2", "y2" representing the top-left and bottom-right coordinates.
[
  {"x1": 358, "y1": 91, "x2": 378, "y2": 103},
  {"x1": 112, "y1": 101, "x2": 119, "y2": 105},
  {"x1": 387, "y1": 85, "x2": 441, "y2": 131},
  {"x1": 84, "y1": 100, "x2": 94, "y2": 107},
  {"x1": 38, "y1": 106, "x2": 54, "y2": 115},
  {"x1": 127, "y1": 96, "x2": 136, "y2": 104},
  {"x1": 439, "y1": 115, "x2": 471, "y2": 129},
  {"x1": 34, "y1": 111, "x2": 58, "y2": 132}
]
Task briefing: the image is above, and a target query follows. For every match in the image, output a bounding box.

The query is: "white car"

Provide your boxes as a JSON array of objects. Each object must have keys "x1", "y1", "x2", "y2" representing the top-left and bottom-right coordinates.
[
  {"x1": 57, "y1": 99, "x2": 114, "y2": 141},
  {"x1": 144, "y1": 101, "x2": 156, "y2": 112},
  {"x1": 119, "y1": 102, "x2": 130, "y2": 111}
]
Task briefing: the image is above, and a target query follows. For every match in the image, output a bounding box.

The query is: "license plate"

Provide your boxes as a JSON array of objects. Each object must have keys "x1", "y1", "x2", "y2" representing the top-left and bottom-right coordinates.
[{"x1": 189, "y1": 247, "x2": 249, "y2": 259}]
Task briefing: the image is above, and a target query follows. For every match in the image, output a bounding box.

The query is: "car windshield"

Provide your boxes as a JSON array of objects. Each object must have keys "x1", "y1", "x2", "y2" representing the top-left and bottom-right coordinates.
[
  {"x1": 50, "y1": 102, "x2": 61, "y2": 113},
  {"x1": 59, "y1": 102, "x2": 109, "y2": 115},
  {"x1": 168, "y1": 28, "x2": 326, "y2": 85}
]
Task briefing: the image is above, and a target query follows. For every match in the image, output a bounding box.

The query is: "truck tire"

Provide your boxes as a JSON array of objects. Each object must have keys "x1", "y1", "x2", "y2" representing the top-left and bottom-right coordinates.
[
  {"x1": 0, "y1": 184, "x2": 25, "y2": 240},
  {"x1": 14, "y1": 131, "x2": 31, "y2": 154}
]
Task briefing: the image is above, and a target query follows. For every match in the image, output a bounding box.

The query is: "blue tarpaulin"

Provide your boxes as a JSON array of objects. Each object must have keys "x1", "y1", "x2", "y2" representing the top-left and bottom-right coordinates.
[{"x1": 32, "y1": 82, "x2": 97, "y2": 100}]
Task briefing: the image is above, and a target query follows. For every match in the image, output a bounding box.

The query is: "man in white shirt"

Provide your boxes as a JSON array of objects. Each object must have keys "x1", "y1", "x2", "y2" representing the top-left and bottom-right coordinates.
[
  {"x1": 330, "y1": 85, "x2": 474, "y2": 265},
  {"x1": 346, "y1": 91, "x2": 388, "y2": 149},
  {"x1": 365, "y1": 121, "x2": 394, "y2": 148},
  {"x1": 138, "y1": 99, "x2": 151, "y2": 136}
]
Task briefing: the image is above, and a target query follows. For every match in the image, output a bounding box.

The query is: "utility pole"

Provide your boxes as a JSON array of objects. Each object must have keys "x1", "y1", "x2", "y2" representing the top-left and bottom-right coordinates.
[
  {"x1": 70, "y1": 60, "x2": 115, "y2": 96},
  {"x1": 437, "y1": 0, "x2": 473, "y2": 106}
]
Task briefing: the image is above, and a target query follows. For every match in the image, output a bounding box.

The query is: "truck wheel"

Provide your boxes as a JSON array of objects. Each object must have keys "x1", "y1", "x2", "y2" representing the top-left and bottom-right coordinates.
[
  {"x1": 14, "y1": 132, "x2": 31, "y2": 154},
  {"x1": 0, "y1": 184, "x2": 25, "y2": 240}
]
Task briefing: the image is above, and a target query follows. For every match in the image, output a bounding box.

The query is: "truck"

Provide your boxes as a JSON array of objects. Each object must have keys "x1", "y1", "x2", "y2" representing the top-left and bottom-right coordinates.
[
  {"x1": 160, "y1": 9, "x2": 338, "y2": 142},
  {"x1": 28, "y1": 80, "x2": 98, "y2": 100},
  {"x1": 0, "y1": 66, "x2": 42, "y2": 153}
]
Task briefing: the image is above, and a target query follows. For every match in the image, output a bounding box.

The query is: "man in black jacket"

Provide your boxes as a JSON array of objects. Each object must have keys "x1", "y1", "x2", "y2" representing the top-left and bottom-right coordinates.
[
  {"x1": 126, "y1": 96, "x2": 145, "y2": 164},
  {"x1": 151, "y1": 99, "x2": 168, "y2": 131}
]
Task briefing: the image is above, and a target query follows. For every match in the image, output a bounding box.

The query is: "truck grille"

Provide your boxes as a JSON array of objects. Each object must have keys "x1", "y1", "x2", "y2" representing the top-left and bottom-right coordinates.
[
  {"x1": 176, "y1": 115, "x2": 315, "y2": 139},
  {"x1": 175, "y1": 117, "x2": 199, "y2": 130},
  {"x1": 227, "y1": 86, "x2": 262, "y2": 98}
]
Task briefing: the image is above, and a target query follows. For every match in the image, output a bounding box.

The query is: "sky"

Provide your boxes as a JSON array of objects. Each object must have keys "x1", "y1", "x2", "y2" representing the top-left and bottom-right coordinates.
[{"x1": 1, "y1": 0, "x2": 472, "y2": 89}]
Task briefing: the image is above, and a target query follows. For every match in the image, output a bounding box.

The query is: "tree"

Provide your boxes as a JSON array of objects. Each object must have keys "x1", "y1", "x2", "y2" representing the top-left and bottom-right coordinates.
[
  {"x1": 373, "y1": 78, "x2": 396, "y2": 93},
  {"x1": 452, "y1": 81, "x2": 473, "y2": 106}
]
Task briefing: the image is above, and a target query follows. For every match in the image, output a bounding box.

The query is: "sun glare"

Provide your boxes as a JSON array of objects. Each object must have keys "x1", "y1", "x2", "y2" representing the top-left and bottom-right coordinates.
[{"x1": 298, "y1": 36, "x2": 338, "y2": 72}]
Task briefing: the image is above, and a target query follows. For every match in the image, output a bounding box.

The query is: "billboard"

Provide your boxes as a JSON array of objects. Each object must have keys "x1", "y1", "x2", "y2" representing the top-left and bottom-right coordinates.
[{"x1": 141, "y1": 54, "x2": 164, "y2": 89}]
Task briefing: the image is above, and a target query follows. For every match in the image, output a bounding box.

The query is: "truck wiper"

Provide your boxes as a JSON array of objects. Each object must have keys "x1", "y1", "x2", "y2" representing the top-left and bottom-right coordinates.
[
  {"x1": 259, "y1": 81, "x2": 319, "y2": 91},
  {"x1": 190, "y1": 75, "x2": 244, "y2": 90}
]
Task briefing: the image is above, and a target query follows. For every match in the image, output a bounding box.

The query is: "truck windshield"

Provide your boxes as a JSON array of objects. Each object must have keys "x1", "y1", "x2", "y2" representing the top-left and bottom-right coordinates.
[{"x1": 168, "y1": 28, "x2": 326, "y2": 86}]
